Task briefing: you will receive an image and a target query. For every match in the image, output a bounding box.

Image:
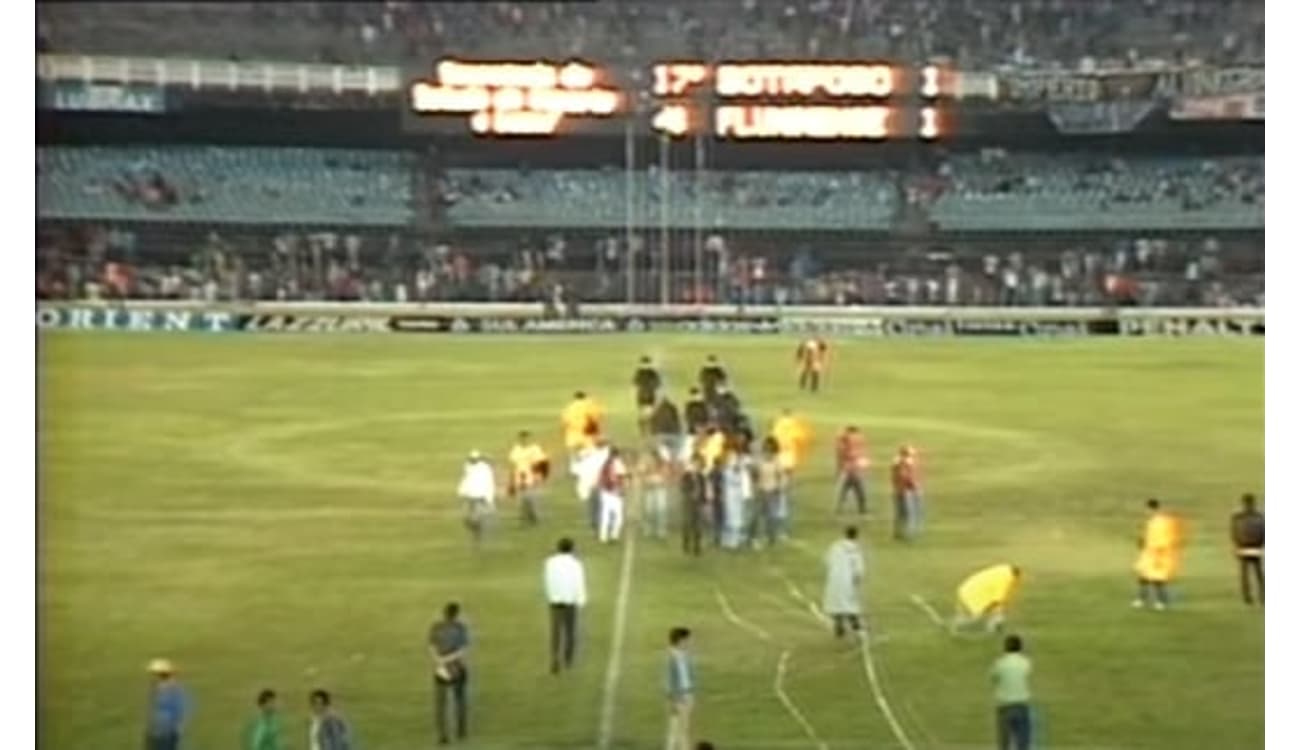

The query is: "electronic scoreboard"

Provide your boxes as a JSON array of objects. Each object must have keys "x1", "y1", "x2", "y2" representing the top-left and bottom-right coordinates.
[{"x1": 408, "y1": 59, "x2": 957, "y2": 140}]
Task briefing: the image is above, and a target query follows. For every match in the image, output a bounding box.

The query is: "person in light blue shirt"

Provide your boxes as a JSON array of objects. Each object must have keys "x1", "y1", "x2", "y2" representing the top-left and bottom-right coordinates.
[
  {"x1": 721, "y1": 450, "x2": 750, "y2": 549},
  {"x1": 665, "y1": 627, "x2": 695, "y2": 750},
  {"x1": 144, "y1": 658, "x2": 189, "y2": 750}
]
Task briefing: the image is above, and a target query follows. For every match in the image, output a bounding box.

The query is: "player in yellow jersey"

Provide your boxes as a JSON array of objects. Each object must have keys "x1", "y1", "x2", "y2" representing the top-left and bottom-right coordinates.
[
  {"x1": 508, "y1": 431, "x2": 549, "y2": 526},
  {"x1": 768, "y1": 410, "x2": 811, "y2": 537},
  {"x1": 771, "y1": 409, "x2": 812, "y2": 471},
  {"x1": 952, "y1": 564, "x2": 1022, "y2": 635},
  {"x1": 1133, "y1": 498, "x2": 1183, "y2": 610},
  {"x1": 561, "y1": 391, "x2": 604, "y2": 455}
]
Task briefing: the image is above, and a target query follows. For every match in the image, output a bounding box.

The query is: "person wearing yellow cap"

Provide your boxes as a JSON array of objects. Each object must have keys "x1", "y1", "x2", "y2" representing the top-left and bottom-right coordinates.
[
  {"x1": 1133, "y1": 498, "x2": 1183, "y2": 610},
  {"x1": 951, "y1": 564, "x2": 1022, "y2": 635},
  {"x1": 144, "y1": 658, "x2": 189, "y2": 750}
]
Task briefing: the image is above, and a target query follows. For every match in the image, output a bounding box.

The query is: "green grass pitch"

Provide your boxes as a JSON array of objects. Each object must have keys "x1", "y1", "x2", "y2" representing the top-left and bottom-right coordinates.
[{"x1": 38, "y1": 333, "x2": 1264, "y2": 749}]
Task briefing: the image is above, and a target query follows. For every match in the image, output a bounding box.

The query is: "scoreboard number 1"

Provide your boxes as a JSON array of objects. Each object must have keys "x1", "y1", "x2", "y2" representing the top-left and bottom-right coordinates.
[
  {"x1": 920, "y1": 106, "x2": 939, "y2": 140},
  {"x1": 920, "y1": 65, "x2": 940, "y2": 99}
]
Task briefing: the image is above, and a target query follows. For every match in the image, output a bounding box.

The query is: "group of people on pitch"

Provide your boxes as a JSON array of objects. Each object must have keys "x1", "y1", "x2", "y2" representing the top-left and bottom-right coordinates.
[{"x1": 458, "y1": 352, "x2": 930, "y2": 554}]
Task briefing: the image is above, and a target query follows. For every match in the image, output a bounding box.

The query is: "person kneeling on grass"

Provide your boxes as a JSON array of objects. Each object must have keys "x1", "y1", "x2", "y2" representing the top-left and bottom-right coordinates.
[{"x1": 951, "y1": 564, "x2": 1022, "y2": 636}]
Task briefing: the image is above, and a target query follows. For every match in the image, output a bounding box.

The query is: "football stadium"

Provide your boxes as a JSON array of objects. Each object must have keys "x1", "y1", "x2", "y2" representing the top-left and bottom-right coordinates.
[{"x1": 36, "y1": 3, "x2": 1264, "y2": 749}]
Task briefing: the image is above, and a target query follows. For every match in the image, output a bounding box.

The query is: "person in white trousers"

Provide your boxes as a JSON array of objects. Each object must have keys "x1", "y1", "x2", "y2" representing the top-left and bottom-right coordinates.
[
  {"x1": 457, "y1": 450, "x2": 496, "y2": 549},
  {"x1": 598, "y1": 447, "x2": 629, "y2": 544},
  {"x1": 572, "y1": 441, "x2": 610, "y2": 533}
]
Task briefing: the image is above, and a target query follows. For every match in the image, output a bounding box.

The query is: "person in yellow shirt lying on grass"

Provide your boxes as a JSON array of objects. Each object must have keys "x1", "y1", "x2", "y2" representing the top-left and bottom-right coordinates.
[
  {"x1": 1133, "y1": 498, "x2": 1184, "y2": 611},
  {"x1": 951, "y1": 564, "x2": 1022, "y2": 636},
  {"x1": 562, "y1": 391, "x2": 604, "y2": 455}
]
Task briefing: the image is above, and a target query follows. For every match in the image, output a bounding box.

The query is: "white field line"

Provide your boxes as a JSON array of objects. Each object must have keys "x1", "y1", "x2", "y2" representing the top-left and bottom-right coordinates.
[
  {"x1": 854, "y1": 625, "x2": 917, "y2": 750},
  {"x1": 775, "y1": 569, "x2": 830, "y2": 625},
  {"x1": 909, "y1": 594, "x2": 947, "y2": 628},
  {"x1": 776, "y1": 651, "x2": 831, "y2": 750},
  {"x1": 597, "y1": 532, "x2": 638, "y2": 750},
  {"x1": 714, "y1": 587, "x2": 828, "y2": 750},
  {"x1": 714, "y1": 587, "x2": 774, "y2": 643},
  {"x1": 904, "y1": 698, "x2": 945, "y2": 749},
  {"x1": 775, "y1": 569, "x2": 914, "y2": 750}
]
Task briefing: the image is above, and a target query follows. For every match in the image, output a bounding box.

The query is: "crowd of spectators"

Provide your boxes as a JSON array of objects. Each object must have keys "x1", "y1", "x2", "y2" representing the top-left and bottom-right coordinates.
[
  {"x1": 37, "y1": 223, "x2": 1262, "y2": 309},
  {"x1": 437, "y1": 167, "x2": 900, "y2": 230},
  {"x1": 39, "y1": 0, "x2": 1263, "y2": 73},
  {"x1": 40, "y1": 145, "x2": 1261, "y2": 233},
  {"x1": 932, "y1": 151, "x2": 1264, "y2": 212}
]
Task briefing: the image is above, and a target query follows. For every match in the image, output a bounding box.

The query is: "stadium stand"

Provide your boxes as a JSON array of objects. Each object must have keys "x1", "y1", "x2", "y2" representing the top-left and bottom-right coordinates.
[
  {"x1": 929, "y1": 153, "x2": 1263, "y2": 231},
  {"x1": 37, "y1": 147, "x2": 417, "y2": 226},
  {"x1": 35, "y1": 2, "x2": 1263, "y2": 311},
  {"x1": 39, "y1": 0, "x2": 1263, "y2": 70},
  {"x1": 439, "y1": 169, "x2": 899, "y2": 230},
  {"x1": 37, "y1": 215, "x2": 1263, "y2": 309}
]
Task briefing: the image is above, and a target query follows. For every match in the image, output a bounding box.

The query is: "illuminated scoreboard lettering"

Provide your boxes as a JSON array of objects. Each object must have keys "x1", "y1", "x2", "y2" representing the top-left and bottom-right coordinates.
[
  {"x1": 651, "y1": 61, "x2": 952, "y2": 141},
  {"x1": 714, "y1": 63, "x2": 897, "y2": 98},
  {"x1": 715, "y1": 105, "x2": 896, "y2": 140},
  {"x1": 409, "y1": 59, "x2": 622, "y2": 136}
]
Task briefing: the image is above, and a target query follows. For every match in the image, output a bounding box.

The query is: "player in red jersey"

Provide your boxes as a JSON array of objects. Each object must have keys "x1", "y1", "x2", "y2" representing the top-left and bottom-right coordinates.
[
  {"x1": 795, "y1": 337, "x2": 830, "y2": 393},
  {"x1": 891, "y1": 445, "x2": 923, "y2": 541},
  {"x1": 834, "y1": 426, "x2": 870, "y2": 515}
]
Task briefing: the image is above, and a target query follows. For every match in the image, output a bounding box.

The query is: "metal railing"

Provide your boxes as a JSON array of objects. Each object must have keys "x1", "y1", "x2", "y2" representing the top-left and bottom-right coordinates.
[{"x1": 36, "y1": 53, "x2": 403, "y2": 96}]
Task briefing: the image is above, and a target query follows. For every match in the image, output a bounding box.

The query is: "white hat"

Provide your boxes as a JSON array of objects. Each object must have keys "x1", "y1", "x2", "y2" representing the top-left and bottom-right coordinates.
[
  {"x1": 147, "y1": 658, "x2": 175, "y2": 675},
  {"x1": 467, "y1": 450, "x2": 483, "y2": 461}
]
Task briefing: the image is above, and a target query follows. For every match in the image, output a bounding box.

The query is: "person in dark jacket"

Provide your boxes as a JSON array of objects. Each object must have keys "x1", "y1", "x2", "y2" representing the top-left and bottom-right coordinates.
[
  {"x1": 429, "y1": 602, "x2": 471, "y2": 744},
  {"x1": 633, "y1": 356, "x2": 663, "y2": 435},
  {"x1": 710, "y1": 385, "x2": 742, "y2": 433},
  {"x1": 649, "y1": 394, "x2": 684, "y2": 460},
  {"x1": 684, "y1": 387, "x2": 710, "y2": 435},
  {"x1": 679, "y1": 454, "x2": 710, "y2": 557},
  {"x1": 731, "y1": 413, "x2": 755, "y2": 455},
  {"x1": 698, "y1": 355, "x2": 728, "y2": 401},
  {"x1": 1230, "y1": 493, "x2": 1264, "y2": 605}
]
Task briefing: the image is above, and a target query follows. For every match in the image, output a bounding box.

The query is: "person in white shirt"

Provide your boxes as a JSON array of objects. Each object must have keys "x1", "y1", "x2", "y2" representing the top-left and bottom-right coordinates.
[
  {"x1": 457, "y1": 451, "x2": 496, "y2": 548},
  {"x1": 543, "y1": 537, "x2": 588, "y2": 674},
  {"x1": 598, "y1": 447, "x2": 630, "y2": 544},
  {"x1": 571, "y1": 441, "x2": 610, "y2": 532}
]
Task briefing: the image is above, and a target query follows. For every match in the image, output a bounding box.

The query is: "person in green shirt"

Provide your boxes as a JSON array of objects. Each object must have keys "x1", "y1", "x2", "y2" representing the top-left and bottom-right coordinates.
[
  {"x1": 990, "y1": 634, "x2": 1033, "y2": 750},
  {"x1": 244, "y1": 689, "x2": 283, "y2": 750}
]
